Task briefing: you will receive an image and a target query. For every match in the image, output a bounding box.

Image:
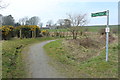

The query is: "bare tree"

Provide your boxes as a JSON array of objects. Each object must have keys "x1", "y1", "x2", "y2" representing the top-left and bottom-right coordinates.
[
  {"x1": 19, "y1": 17, "x2": 29, "y2": 25},
  {"x1": 2, "y1": 15, "x2": 15, "y2": 26},
  {"x1": 67, "y1": 13, "x2": 87, "y2": 39},
  {"x1": 64, "y1": 19, "x2": 71, "y2": 28},
  {"x1": 19, "y1": 16, "x2": 40, "y2": 26},
  {"x1": 57, "y1": 19, "x2": 71, "y2": 29},
  {"x1": 0, "y1": 0, "x2": 8, "y2": 9},
  {"x1": 68, "y1": 13, "x2": 87, "y2": 27},
  {"x1": 47, "y1": 20, "x2": 53, "y2": 29},
  {"x1": 28, "y1": 16, "x2": 40, "y2": 25},
  {"x1": 57, "y1": 19, "x2": 64, "y2": 27},
  {"x1": 0, "y1": 0, "x2": 9, "y2": 27}
]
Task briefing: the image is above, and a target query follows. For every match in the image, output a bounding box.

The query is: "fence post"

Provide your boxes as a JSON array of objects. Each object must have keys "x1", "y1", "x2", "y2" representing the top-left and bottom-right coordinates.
[{"x1": 20, "y1": 29, "x2": 22, "y2": 39}]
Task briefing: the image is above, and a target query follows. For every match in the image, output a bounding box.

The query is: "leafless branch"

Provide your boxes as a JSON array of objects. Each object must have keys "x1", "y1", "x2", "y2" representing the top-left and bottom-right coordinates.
[
  {"x1": 67, "y1": 13, "x2": 87, "y2": 27},
  {"x1": 0, "y1": 0, "x2": 9, "y2": 9}
]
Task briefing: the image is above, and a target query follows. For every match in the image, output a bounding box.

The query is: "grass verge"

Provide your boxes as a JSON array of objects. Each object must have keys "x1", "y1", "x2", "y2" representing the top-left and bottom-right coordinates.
[
  {"x1": 2, "y1": 37, "x2": 57, "y2": 78},
  {"x1": 0, "y1": 42, "x2": 2, "y2": 79},
  {"x1": 44, "y1": 39, "x2": 118, "y2": 78}
]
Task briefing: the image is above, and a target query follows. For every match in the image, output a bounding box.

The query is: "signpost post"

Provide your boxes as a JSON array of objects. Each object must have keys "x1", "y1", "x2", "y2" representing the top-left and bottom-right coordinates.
[
  {"x1": 106, "y1": 10, "x2": 109, "y2": 62},
  {"x1": 91, "y1": 10, "x2": 109, "y2": 62}
]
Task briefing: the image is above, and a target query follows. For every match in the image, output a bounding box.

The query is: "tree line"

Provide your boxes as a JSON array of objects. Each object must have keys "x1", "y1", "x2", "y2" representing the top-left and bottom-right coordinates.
[
  {"x1": 0, "y1": 13, "x2": 88, "y2": 40},
  {"x1": 1, "y1": 15, "x2": 41, "y2": 27}
]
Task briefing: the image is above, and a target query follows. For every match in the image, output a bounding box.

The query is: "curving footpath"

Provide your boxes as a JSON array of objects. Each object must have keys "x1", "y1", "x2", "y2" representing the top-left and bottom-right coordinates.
[{"x1": 25, "y1": 40, "x2": 65, "y2": 78}]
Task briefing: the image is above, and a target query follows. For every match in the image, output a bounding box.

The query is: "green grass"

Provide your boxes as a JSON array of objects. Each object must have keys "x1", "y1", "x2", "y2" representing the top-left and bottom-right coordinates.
[
  {"x1": 77, "y1": 42, "x2": 118, "y2": 78},
  {"x1": 41, "y1": 29, "x2": 68, "y2": 32},
  {"x1": 44, "y1": 39, "x2": 118, "y2": 78},
  {"x1": 44, "y1": 40, "x2": 71, "y2": 64},
  {"x1": 2, "y1": 37, "x2": 57, "y2": 78},
  {"x1": 41, "y1": 25, "x2": 118, "y2": 33},
  {"x1": 0, "y1": 42, "x2": 2, "y2": 79}
]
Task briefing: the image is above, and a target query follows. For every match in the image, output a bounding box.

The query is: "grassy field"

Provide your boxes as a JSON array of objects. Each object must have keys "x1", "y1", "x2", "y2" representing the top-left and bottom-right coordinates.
[
  {"x1": 41, "y1": 25, "x2": 118, "y2": 33},
  {"x1": 2, "y1": 37, "x2": 57, "y2": 78},
  {"x1": 44, "y1": 34, "x2": 118, "y2": 78}
]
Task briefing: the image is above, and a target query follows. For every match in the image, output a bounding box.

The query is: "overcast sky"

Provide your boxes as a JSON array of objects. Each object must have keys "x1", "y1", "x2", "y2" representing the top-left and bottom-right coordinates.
[{"x1": 0, "y1": 0, "x2": 119, "y2": 26}]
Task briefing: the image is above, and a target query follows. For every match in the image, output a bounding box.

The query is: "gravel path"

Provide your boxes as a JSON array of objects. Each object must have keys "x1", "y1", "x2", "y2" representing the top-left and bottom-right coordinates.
[{"x1": 26, "y1": 40, "x2": 65, "y2": 78}]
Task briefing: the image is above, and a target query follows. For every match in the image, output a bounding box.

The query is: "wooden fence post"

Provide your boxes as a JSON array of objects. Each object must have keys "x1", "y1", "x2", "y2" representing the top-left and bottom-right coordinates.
[{"x1": 20, "y1": 29, "x2": 22, "y2": 39}]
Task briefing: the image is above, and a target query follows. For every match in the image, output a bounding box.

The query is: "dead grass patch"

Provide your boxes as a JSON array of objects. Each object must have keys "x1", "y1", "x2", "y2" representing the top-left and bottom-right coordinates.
[{"x1": 63, "y1": 33, "x2": 116, "y2": 63}]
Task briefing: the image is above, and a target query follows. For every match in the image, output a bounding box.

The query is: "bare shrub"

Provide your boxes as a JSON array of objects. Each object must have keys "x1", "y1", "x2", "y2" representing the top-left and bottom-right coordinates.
[
  {"x1": 78, "y1": 37, "x2": 100, "y2": 48},
  {"x1": 99, "y1": 28, "x2": 105, "y2": 35},
  {"x1": 67, "y1": 36, "x2": 101, "y2": 49},
  {"x1": 112, "y1": 28, "x2": 118, "y2": 34},
  {"x1": 99, "y1": 32, "x2": 115, "y2": 44}
]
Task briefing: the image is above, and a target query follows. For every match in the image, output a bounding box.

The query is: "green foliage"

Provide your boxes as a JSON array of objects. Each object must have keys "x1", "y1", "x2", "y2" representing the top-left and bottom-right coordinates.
[
  {"x1": 1, "y1": 25, "x2": 41, "y2": 40},
  {"x1": 41, "y1": 30, "x2": 49, "y2": 36},
  {"x1": 15, "y1": 25, "x2": 40, "y2": 38},
  {"x1": 2, "y1": 37, "x2": 57, "y2": 78},
  {"x1": 0, "y1": 25, "x2": 14, "y2": 40}
]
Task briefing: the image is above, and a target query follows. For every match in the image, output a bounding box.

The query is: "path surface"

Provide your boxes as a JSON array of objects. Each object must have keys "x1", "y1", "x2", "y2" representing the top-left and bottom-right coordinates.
[{"x1": 26, "y1": 40, "x2": 65, "y2": 78}]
